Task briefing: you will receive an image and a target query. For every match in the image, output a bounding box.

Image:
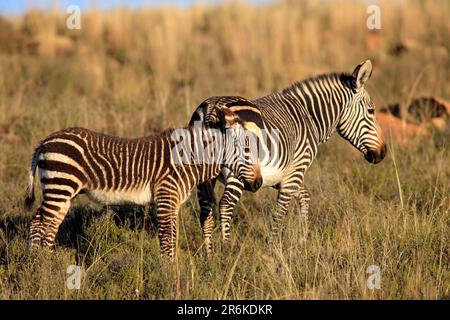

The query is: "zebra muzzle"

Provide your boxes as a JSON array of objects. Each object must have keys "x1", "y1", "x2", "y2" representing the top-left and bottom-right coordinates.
[
  {"x1": 244, "y1": 176, "x2": 263, "y2": 192},
  {"x1": 365, "y1": 144, "x2": 387, "y2": 164}
]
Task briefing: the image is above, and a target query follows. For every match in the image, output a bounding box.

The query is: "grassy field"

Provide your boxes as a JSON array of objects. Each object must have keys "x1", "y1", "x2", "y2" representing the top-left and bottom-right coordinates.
[{"x1": 0, "y1": 0, "x2": 449, "y2": 299}]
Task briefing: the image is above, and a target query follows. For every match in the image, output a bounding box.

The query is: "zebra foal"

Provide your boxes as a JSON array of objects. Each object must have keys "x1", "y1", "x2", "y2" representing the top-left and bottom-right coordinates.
[
  {"x1": 191, "y1": 60, "x2": 387, "y2": 246},
  {"x1": 24, "y1": 106, "x2": 262, "y2": 258}
]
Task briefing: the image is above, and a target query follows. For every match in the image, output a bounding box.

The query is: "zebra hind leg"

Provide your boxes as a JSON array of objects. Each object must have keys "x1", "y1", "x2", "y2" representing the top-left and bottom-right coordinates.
[
  {"x1": 30, "y1": 198, "x2": 72, "y2": 248},
  {"x1": 42, "y1": 200, "x2": 72, "y2": 247},
  {"x1": 30, "y1": 206, "x2": 46, "y2": 246},
  {"x1": 30, "y1": 183, "x2": 76, "y2": 248}
]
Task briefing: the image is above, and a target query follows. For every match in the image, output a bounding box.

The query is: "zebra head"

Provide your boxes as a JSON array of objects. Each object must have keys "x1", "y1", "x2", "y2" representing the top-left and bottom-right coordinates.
[
  {"x1": 211, "y1": 105, "x2": 263, "y2": 192},
  {"x1": 337, "y1": 60, "x2": 387, "y2": 164}
]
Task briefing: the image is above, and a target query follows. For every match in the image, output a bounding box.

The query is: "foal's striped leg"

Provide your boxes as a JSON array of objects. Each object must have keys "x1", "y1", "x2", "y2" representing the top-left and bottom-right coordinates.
[
  {"x1": 41, "y1": 199, "x2": 71, "y2": 247},
  {"x1": 155, "y1": 190, "x2": 181, "y2": 259},
  {"x1": 30, "y1": 199, "x2": 73, "y2": 247},
  {"x1": 30, "y1": 206, "x2": 46, "y2": 246},
  {"x1": 30, "y1": 178, "x2": 78, "y2": 247}
]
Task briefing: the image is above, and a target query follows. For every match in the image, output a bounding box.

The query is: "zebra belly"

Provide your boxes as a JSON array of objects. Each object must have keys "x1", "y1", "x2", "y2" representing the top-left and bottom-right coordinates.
[
  {"x1": 260, "y1": 166, "x2": 284, "y2": 187},
  {"x1": 85, "y1": 186, "x2": 152, "y2": 205},
  {"x1": 219, "y1": 166, "x2": 284, "y2": 188}
]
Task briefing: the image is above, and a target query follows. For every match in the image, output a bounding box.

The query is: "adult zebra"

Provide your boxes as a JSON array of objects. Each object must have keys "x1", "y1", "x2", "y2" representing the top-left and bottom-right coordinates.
[
  {"x1": 190, "y1": 60, "x2": 386, "y2": 252},
  {"x1": 24, "y1": 106, "x2": 262, "y2": 258}
]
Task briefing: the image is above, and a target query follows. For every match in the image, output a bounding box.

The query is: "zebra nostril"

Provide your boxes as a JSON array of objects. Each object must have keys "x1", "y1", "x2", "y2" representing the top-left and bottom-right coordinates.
[
  {"x1": 380, "y1": 144, "x2": 387, "y2": 159},
  {"x1": 366, "y1": 150, "x2": 379, "y2": 164},
  {"x1": 365, "y1": 146, "x2": 386, "y2": 164},
  {"x1": 365, "y1": 150, "x2": 375, "y2": 163},
  {"x1": 251, "y1": 177, "x2": 263, "y2": 192}
]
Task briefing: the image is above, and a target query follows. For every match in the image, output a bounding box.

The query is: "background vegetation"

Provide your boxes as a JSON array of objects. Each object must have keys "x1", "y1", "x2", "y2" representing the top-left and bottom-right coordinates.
[{"x1": 0, "y1": 0, "x2": 448, "y2": 299}]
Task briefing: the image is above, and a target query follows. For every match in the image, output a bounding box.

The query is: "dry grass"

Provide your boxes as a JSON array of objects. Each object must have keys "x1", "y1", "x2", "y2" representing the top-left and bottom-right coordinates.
[{"x1": 0, "y1": 0, "x2": 448, "y2": 299}]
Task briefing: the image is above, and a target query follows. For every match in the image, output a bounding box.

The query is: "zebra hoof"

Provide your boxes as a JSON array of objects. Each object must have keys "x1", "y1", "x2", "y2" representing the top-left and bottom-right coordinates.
[{"x1": 30, "y1": 238, "x2": 42, "y2": 248}]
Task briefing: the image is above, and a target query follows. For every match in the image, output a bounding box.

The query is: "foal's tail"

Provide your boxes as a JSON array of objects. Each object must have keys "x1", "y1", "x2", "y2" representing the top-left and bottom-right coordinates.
[{"x1": 24, "y1": 145, "x2": 41, "y2": 211}]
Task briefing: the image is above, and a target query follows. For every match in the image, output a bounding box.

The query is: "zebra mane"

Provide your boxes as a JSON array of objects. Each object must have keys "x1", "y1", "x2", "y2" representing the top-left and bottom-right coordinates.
[
  {"x1": 280, "y1": 72, "x2": 353, "y2": 97},
  {"x1": 157, "y1": 127, "x2": 177, "y2": 137}
]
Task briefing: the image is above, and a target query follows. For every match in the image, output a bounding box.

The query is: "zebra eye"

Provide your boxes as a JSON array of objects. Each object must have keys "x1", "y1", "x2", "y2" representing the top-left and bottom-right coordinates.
[{"x1": 368, "y1": 109, "x2": 375, "y2": 115}]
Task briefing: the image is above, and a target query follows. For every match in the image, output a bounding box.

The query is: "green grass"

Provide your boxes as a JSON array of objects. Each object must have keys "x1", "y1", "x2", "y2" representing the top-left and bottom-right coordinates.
[
  {"x1": 0, "y1": 1, "x2": 449, "y2": 299},
  {"x1": 0, "y1": 134, "x2": 448, "y2": 299}
]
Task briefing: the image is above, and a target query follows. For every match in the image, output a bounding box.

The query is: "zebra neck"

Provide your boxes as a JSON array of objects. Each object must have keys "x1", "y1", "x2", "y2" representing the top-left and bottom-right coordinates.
[{"x1": 290, "y1": 73, "x2": 353, "y2": 145}]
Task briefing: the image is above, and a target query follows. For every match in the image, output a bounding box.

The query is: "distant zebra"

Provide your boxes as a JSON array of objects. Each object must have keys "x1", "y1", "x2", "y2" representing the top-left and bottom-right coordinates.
[
  {"x1": 24, "y1": 107, "x2": 262, "y2": 258},
  {"x1": 190, "y1": 60, "x2": 386, "y2": 248}
]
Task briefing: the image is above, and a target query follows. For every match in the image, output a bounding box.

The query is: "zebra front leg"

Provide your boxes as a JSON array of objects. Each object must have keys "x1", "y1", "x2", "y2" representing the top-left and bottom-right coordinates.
[
  {"x1": 155, "y1": 193, "x2": 180, "y2": 259},
  {"x1": 295, "y1": 185, "x2": 310, "y2": 218},
  {"x1": 270, "y1": 167, "x2": 308, "y2": 244},
  {"x1": 219, "y1": 175, "x2": 244, "y2": 244},
  {"x1": 270, "y1": 189, "x2": 294, "y2": 244},
  {"x1": 293, "y1": 185, "x2": 310, "y2": 245},
  {"x1": 197, "y1": 180, "x2": 216, "y2": 256}
]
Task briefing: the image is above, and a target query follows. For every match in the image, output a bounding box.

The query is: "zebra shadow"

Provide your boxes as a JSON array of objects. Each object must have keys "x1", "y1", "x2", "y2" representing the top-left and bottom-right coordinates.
[
  {"x1": 0, "y1": 214, "x2": 30, "y2": 244},
  {"x1": 56, "y1": 203, "x2": 159, "y2": 252},
  {"x1": 0, "y1": 204, "x2": 158, "y2": 266}
]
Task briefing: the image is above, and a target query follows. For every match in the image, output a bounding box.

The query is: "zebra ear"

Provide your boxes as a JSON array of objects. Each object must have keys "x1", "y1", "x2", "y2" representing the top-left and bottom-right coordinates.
[
  {"x1": 352, "y1": 59, "x2": 373, "y2": 91},
  {"x1": 215, "y1": 106, "x2": 240, "y2": 129}
]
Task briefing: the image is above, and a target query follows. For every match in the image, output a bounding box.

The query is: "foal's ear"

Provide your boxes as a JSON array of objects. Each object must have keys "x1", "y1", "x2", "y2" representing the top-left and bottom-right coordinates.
[{"x1": 352, "y1": 59, "x2": 373, "y2": 91}]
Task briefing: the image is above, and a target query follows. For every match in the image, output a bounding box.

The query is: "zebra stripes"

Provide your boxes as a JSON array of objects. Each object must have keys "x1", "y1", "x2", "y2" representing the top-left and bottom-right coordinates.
[
  {"x1": 191, "y1": 60, "x2": 386, "y2": 246},
  {"x1": 25, "y1": 109, "x2": 262, "y2": 258}
]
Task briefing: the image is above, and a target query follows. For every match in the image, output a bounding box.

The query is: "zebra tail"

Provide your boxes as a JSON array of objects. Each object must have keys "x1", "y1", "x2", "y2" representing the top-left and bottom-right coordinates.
[{"x1": 24, "y1": 146, "x2": 41, "y2": 211}]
